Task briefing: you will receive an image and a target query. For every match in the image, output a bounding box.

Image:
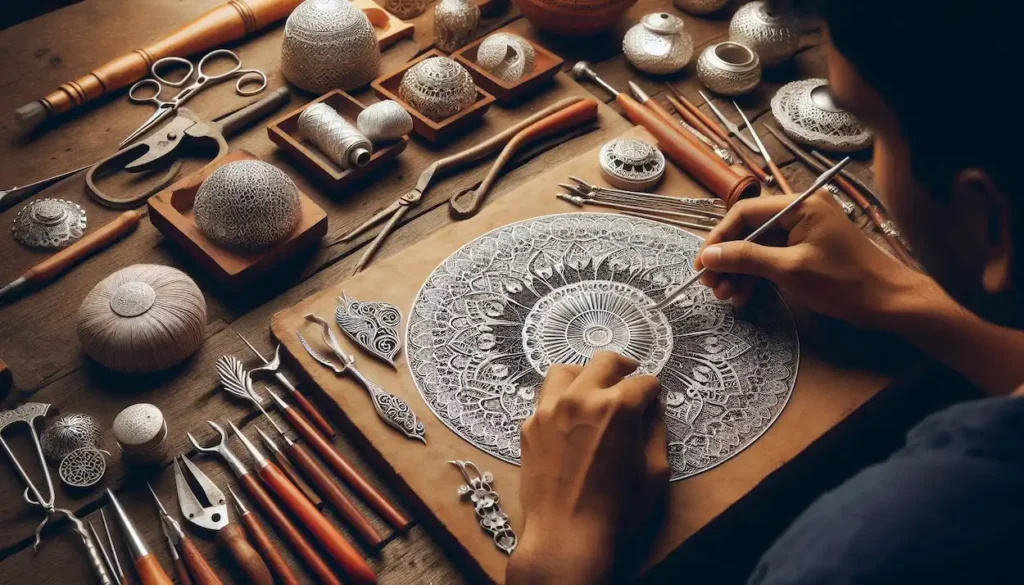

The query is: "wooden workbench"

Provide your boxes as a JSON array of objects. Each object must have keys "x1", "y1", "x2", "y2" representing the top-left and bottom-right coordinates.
[{"x1": 0, "y1": 1, "x2": 955, "y2": 584}]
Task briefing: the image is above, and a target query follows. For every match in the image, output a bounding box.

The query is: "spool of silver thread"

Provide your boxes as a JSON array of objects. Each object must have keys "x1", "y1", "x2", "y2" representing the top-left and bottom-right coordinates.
[{"x1": 298, "y1": 103, "x2": 372, "y2": 170}]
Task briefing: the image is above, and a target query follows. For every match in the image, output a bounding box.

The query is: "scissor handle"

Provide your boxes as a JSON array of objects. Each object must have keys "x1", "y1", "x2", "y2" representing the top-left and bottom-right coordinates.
[
  {"x1": 150, "y1": 56, "x2": 195, "y2": 87},
  {"x1": 195, "y1": 49, "x2": 243, "y2": 82},
  {"x1": 128, "y1": 78, "x2": 170, "y2": 106},
  {"x1": 235, "y1": 70, "x2": 268, "y2": 96}
]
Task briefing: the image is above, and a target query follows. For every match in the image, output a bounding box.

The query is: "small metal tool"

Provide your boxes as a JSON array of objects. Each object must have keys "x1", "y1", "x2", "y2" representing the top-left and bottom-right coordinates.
[
  {"x1": 699, "y1": 90, "x2": 759, "y2": 153},
  {"x1": 227, "y1": 486, "x2": 301, "y2": 585},
  {"x1": 0, "y1": 403, "x2": 114, "y2": 585},
  {"x1": 732, "y1": 102, "x2": 794, "y2": 195},
  {"x1": 254, "y1": 427, "x2": 324, "y2": 510},
  {"x1": 0, "y1": 165, "x2": 91, "y2": 212},
  {"x1": 99, "y1": 509, "x2": 127, "y2": 585},
  {"x1": 106, "y1": 489, "x2": 173, "y2": 585},
  {"x1": 148, "y1": 482, "x2": 203, "y2": 585},
  {"x1": 298, "y1": 314, "x2": 427, "y2": 443},
  {"x1": 650, "y1": 156, "x2": 851, "y2": 310},
  {"x1": 88, "y1": 521, "x2": 120, "y2": 585}
]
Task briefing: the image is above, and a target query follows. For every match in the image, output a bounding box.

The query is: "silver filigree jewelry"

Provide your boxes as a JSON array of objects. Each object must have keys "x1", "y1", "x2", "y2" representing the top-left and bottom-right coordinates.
[
  {"x1": 476, "y1": 33, "x2": 536, "y2": 83},
  {"x1": 59, "y1": 447, "x2": 107, "y2": 488},
  {"x1": 433, "y1": 0, "x2": 480, "y2": 54},
  {"x1": 825, "y1": 183, "x2": 857, "y2": 216},
  {"x1": 622, "y1": 13, "x2": 694, "y2": 75},
  {"x1": 336, "y1": 292, "x2": 402, "y2": 366},
  {"x1": 281, "y1": 0, "x2": 381, "y2": 93},
  {"x1": 697, "y1": 41, "x2": 762, "y2": 96},
  {"x1": 40, "y1": 414, "x2": 102, "y2": 463},
  {"x1": 398, "y1": 57, "x2": 478, "y2": 121},
  {"x1": 299, "y1": 103, "x2": 373, "y2": 170},
  {"x1": 406, "y1": 214, "x2": 799, "y2": 480},
  {"x1": 451, "y1": 460, "x2": 516, "y2": 555},
  {"x1": 12, "y1": 198, "x2": 87, "y2": 249},
  {"x1": 599, "y1": 138, "x2": 666, "y2": 191},
  {"x1": 673, "y1": 0, "x2": 729, "y2": 15},
  {"x1": 298, "y1": 315, "x2": 427, "y2": 443},
  {"x1": 729, "y1": 1, "x2": 800, "y2": 67},
  {"x1": 193, "y1": 160, "x2": 302, "y2": 251},
  {"x1": 356, "y1": 100, "x2": 414, "y2": 144},
  {"x1": 771, "y1": 79, "x2": 873, "y2": 152},
  {"x1": 386, "y1": 0, "x2": 427, "y2": 18}
]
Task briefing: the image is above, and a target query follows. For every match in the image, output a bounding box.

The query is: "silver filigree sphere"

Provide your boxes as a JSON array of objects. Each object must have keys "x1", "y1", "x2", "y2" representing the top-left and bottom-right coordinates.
[
  {"x1": 729, "y1": 1, "x2": 800, "y2": 67},
  {"x1": 399, "y1": 57, "x2": 478, "y2": 121},
  {"x1": 12, "y1": 198, "x2": 87, "y2": 249},
  {"x1": 476, "y1": 33, "x2": 536, "y2": 83},
  {"x1": 623, "y1": 13, "x2": 694, "y2": 75},
  {"x1": 434, "y1": 0, "x2": 480, "y2": 54},
  {"x1": 386, "y1": 0, "x2": 427, "y2": 18},
  {"x1": 697, "y1": 41, "x2": 762, "y2": 96},
  {"x1": 193, "y1": 160, "x2": 302, "y2": 251},
  {"x1": 281, "y1": 0, "x2": 381, "y2": 93},
  {"x1": 40, "y1": 414, "x2": 102, "y2": 463},
  {"x1": 771, "y1": 79, "x2": 873, "y2": 152},
  {"x1": 336, "y1": 292, "x2": 403, "y2": 366},
  {"x1": 599, "y1": 137, "x2": 666, "y2": 191},
  {"x1": 407, "y1": 214, "x2": 800, "y2": 480},
  {"x1": 356, "y1": 100, "x2": 414, "y2": 144}
]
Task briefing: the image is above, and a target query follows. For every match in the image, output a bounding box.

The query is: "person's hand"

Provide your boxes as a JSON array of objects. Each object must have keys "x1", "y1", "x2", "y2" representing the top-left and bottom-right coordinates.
[
  {"x1": 506, "y1": 352, "x2": 668, "y2": 585},
  {"x1": 696, "y1": 192, "x2": 938, "y2": 331}
]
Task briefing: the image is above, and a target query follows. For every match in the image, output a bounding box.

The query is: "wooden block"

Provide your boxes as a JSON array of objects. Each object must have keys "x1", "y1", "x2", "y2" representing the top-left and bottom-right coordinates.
[
  {"x1": 453, "y1": 34, "x2": 563, "y2": 104},
  {"x1": 148, "y1": 150, "x2": 328, "y2": 288},
  {"x1": 354, "y1": 0, "x2": 416, "y2": 49},
  {"x1": 372, "y1": 48, "x2": 496, "y2": 143},
  {"x1": 267, "y1": 89, "x2": 409, "y2": 192}
]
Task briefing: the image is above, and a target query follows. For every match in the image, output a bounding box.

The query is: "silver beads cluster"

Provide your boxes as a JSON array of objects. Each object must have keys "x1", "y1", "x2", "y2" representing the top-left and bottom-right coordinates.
[
  {"x1": 299, "y1": 103, "x2": 373, "y2": 169},
  {"x1": 729, "y1": 1, "x2": 800, "y2": 67},
  {"x1": 357, "y1": 100, "x2": 414, "y2": 144},
  {"x1": 399, "y1": 57, "x2": 478, "y2": 120},
  {"x1": 434, "y1": 0, "x2": 480, "y2": 54},
  {"x1": 281, "y1": 0, "x2": 381, "y2": 92},
  {"x1": 623, "y1": 13, "x2": 693, "y2": 75},
  {"x1": 476, "y1": 33, "x2": 536, "y2": 83},
  {"x1": 697, "y1": 41, "x2": 762, "y2": 96}
]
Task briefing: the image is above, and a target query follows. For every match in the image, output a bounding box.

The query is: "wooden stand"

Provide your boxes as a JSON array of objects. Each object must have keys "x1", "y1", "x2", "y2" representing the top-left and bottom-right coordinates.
[
  {"x1": 148, "y1": 151, "x2": 328, "y2": 288},
  {"x1": 354, "y1": 0, "x2": 415, "y2": 49},
  {"x1": 267, "y1": 90, "x2": 408, "y2": 191},
  {"x1": 372, "y1": 49, "x2": 496, "y2": 143},
  {"x1": 453, "y1": 35, "x2": 563, "y2": 104}
]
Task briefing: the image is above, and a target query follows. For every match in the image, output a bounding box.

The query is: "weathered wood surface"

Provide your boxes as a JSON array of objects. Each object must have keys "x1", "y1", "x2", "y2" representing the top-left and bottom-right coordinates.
[{"x1": 0, "y1": 0, "x2": 892, "y2": 584}]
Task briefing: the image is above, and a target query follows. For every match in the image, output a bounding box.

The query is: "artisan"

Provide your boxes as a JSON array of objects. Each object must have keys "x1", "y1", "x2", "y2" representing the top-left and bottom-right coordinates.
[{"x1": 507, "y1": 1, "x2": 1024, "y2": 583}]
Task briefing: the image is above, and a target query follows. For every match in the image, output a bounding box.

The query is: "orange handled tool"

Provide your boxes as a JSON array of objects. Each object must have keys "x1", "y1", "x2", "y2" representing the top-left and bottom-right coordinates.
[
  {"x1": 228, "y1": 422, "x2": 377, "y2": 585},
  {"x1": 228, "y1": 487, "x2": 302, "y2": 585},
  {"x1": 448, "y1": 99, "x2": 600, "y2": 219},
  {"x1": 107, "y1": 490, "x2": 174, "y2": 585}
]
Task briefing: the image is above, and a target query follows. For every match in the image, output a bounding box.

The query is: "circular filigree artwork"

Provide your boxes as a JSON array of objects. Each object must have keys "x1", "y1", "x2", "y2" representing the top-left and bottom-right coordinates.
[{"x1": 406, "y1": 213, "x2": 799, "y2": 480}]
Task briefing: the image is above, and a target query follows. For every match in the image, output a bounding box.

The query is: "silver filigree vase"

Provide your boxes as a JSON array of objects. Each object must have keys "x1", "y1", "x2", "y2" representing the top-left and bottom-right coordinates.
[
  {"x1": 697, "y1": 41, "x2": 762, "y2": 96},
  {"x1": 386, "y1": 0, "x2": 427, "y2": 19},
  {"x1": 729, "y1": 1, "x2": 799, "y2": 67},
  {"x1": 434, "y1": 0, "x2": 480, "y2": 54},
  {"x1": 623, "y1": 13, "x2": 693, "y2": 75},
  {"x1": 281, "y1": 0, "x2": 381, "y2": 93}
]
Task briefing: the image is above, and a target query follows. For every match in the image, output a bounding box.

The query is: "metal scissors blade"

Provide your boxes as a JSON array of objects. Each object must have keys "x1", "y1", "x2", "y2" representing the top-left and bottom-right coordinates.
[{"x1": 174, "y1": 456, "x2": 228, "y2": 531}]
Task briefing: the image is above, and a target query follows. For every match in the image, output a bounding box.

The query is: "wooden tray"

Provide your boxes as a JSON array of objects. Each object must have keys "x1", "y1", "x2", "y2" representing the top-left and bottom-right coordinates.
[
  {"x1": 453, "y1": 34, "x2": 563, "y2": 104},
  {"x1": 149, "y1": 150, "x2": 328, "y2": 287},
  {"x1": 354, "y1": 0, "x2": 415, "y2": 49},
  {"x1": 269, "y1": 127, "x2": 889, "y2": 584},
  {"x1": 372, "y1": 48, "x2": 496, "y2": 143},
  {"x1": 267, "y1": 90, "x2": 408, "y2": 191}
]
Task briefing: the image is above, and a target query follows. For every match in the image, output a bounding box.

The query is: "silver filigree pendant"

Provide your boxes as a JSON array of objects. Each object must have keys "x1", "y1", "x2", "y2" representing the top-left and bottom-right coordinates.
[
  {"x1": 451, "y1": 460, "x2": 517, "y2": 554},
  {"x1": 336, "y1": 292, "x2": 402, "y2": 366},
  {"x1": 59, "y1": 447, "x2": 107, "y2": 488}
]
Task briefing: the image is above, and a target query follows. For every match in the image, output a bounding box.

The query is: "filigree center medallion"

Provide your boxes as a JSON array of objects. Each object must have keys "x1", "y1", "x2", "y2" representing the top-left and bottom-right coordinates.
[{"x1": 407, "y1": 213, "x2": 799, "y2": 480}]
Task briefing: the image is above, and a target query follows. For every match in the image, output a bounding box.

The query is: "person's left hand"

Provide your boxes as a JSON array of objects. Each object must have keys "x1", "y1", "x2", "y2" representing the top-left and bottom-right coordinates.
[{"x1": 506, "y1": 352, "x2": 669, "y2": 585}]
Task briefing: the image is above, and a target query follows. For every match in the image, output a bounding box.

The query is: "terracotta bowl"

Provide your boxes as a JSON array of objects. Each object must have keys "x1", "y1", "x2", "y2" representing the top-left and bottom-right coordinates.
[{"x1": 513, "y1": 0, "x2": 637, "y2": 35}]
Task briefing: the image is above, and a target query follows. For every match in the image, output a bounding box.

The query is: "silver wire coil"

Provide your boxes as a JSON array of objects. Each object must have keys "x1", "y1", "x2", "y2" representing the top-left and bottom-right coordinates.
[{"x1": 298, "y1": 102, "x2": 373, "y2": 170}]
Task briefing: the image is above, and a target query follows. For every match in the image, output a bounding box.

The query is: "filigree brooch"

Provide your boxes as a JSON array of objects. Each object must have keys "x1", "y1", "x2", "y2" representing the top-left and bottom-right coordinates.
[{"x1": 451, "y1": 460, "x2": 517, "y2": 555}]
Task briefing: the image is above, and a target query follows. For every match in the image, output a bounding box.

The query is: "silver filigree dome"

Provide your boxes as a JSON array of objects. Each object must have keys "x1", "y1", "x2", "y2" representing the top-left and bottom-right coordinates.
[
  {"x1": 357, "y1": 100, "x2": 414, "y2": 143},
  {"x1": 599, "y1": 137, "x2": 666, "y2": 191},
  {"x1": 40, "y1": 413, "x2": 102, "y2": 463},
  {"x1": 434, "y1": 0, "x2": 480, "y2": 54},
  {"x1": 771, "y1": 78, "x2": 873, "y2": 152},
  {"x1": 12, "y1": 198, "x2": 87, "y2": 249},
  {"x1": 399, "y1": 57, "x2": 478, "y2": 121},
  {"x1": 476, "y1": 33, "x2": 536, "y2": 83},
  {"x1": 623, "y1": 13, "x2": 694, "y2": 75},
  {"x1": 281, "y1": 0, "x2": 381, "y2": 93},
  {"x1": 729, "y1": 1, "x2": 800, "y2": 67}
]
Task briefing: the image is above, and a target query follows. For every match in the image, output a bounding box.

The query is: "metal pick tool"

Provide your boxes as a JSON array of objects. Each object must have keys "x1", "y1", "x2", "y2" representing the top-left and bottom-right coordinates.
[
  {"x1": 699, "y1": 90, "x2": 759, "y2": 154},
  {"x1": 649, "y1": 156, "x2": 851, "y2": 310}
]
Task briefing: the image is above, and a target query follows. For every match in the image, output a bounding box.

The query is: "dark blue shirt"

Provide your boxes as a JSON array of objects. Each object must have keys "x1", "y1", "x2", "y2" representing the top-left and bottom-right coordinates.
[{"x1": 748, "y1": 395, "x2": 1024, "y2": 584}]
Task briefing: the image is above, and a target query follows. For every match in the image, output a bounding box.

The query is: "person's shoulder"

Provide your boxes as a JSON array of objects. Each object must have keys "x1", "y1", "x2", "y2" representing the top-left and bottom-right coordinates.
[{"x1": 749, "y1": 396, "x2": 1024, "y2": 585}]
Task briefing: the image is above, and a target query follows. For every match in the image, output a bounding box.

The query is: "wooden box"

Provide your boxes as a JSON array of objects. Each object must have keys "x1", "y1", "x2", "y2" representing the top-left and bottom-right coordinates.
[
  {"x1": 372, "y1": 49, "x2": 496, "y2": 143},
  {"x1": 353, "y1": 0, "x2": 415, "y2": 49},
  {"x1": 267, "y1": 90, "x2": 408, "y2": 191},
  {"x1": 148, "y1": 151, "x2": 328, "y2": 287},
  {"x1": 453, "y1": 34, "x2": 563, "y2": 104}
]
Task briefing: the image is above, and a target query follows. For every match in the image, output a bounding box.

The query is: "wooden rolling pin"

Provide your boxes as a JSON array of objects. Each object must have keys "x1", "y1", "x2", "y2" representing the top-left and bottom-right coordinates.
[{"x1": 15, "y1": 0, "x2": 302, "y2": 131}]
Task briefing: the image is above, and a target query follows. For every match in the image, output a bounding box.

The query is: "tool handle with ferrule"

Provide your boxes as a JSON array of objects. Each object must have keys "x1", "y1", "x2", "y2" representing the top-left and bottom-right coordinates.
[
  {"x1": 257, "y1": 462, "x2": 377, "y2": 585},
  {"x1": 23, "y1": 209, "x2": 144, "y2": 286},
  {"x1": 288, "y1": 389, "x2": 338, "y2": 439},
  {"x1": 172, "y1": 554, "x2": 193, "y2": 585},
  {"x1": 239, "y1": 474, "x2": 342, "y2": 585},
  {"x1": 179, "y1": 538, "x2": 222, "y2": 585},
  {"x1": 238, "y1": 509, "x2": 301, "y2": 585},
  {"x1": 216, "y1": 87, "x2": 290, "y2": 138},
  {"x1": 286, "y1": 441, "x2": 385, "y2": 550},
  {"x1": 283, "y1": 407, "x2": 410, "y2": 531},
  {"x1": 269, "y1": 445, "x2": 324, "y2": 510},
  {"x1": 134, "y1": 554, "x2": 174, "y2": 585},
  {"x1": 217, "y1": 524, "x2": 273, "y2": 585}
]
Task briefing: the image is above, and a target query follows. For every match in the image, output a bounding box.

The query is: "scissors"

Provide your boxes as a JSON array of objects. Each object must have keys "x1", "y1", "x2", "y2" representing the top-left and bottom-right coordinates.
[{"x1": 119, "y1": 49, "x2": 267, "y2": 149}]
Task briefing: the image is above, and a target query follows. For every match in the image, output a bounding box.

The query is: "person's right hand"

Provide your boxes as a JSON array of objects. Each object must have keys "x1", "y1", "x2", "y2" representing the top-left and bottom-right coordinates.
[{"x1": 695, "y1": 192, "x2": 939, "y2": 331}]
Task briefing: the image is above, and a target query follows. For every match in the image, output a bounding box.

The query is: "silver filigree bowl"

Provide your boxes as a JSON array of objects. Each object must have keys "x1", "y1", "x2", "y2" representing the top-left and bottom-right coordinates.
[
  {"x1": 729, "y1": 1, "x2": 799, "y2": 67},
  {"x1": 771, "y1": 78, "x2": 873, "y2": 152},
  {"x1": 398, "y1": 56, "x2": 478, "y2": 121},
  {"x1": 476, "y1": 33, "x2": 536, "y2": 83},
  {"x1": 623, "y1": 12, "x2": 693, "y2": 75},
  {"x1": 697, "y1": 41, "x2": 762, "y2": 96},
  {"x1": 13, "y1": 198, "x2": 87, "y2": 249},
  {"x1": 599, "y1": 137, "x2": 666, "y2": 191}
]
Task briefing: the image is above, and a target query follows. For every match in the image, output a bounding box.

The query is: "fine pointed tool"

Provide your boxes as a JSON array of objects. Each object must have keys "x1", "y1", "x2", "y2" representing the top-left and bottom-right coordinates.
[
  {"x1": 236, "y1": 332, "x2": 337, "y2": 439},
  {"x1": 88, "y1": 521, "x2": 121, "y2": 585},
  {"x1": 100, "y1": 509, "x2": 129, "y2": 585},
  {"x1": 0, "y1": 403, "x2": 114, "y2": 585},
  {"x1": 106, "y1": 489, "x2": 173, "y2": 585},
  {"x1": 299, "y1": 315, "x2": 426, "y2": 444},
  {"x1": 0, "y1": 165, "x2": 92, "y2": 212},
  {"x1": 187, "y1": 423, "x2": 343, "y2": 585},
  {"x1": 225, "y1": 421, "x2": 377, "y2": 585},
  {"x1": 170, "y1": 459, "x2": 272, "y2": 585},
  {"x1": 697, "y1": 90, "x2": 760, "y2": 154},
  {"x1": 228, "y1": 487, "x2": 301, "y2": 585},
  {"x1": 255, "y1": 426, "x2": 324, "y2": 511},
  {"x1": 650, "y1": 157, "x2": 852, "y2": 310},
  {"x1": 146, "y1": 483, "x2": 200, "y2": 585},
  {"x1": 732, "y1": 102, "x2": 794, "y2": 195}
]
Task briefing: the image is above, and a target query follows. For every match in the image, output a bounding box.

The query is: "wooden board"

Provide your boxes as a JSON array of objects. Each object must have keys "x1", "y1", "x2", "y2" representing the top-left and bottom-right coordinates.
[
  {"x1": 354, "y1": 0, "x2": 417, "y2": 49},
  {"x1": 270, "y1": 125, "x2": 890, "y2": 584}
]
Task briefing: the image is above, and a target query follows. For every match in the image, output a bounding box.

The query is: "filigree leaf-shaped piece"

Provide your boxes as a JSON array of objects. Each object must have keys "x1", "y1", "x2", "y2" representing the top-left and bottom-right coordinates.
[{"x1": 336, "y1": 292, "x2": 402, "y2": 367}]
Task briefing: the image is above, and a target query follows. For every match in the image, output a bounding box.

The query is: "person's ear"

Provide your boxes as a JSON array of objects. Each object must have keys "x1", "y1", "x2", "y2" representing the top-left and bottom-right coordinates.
[{"x1": 954, "y1": 169, "x2": 1014, "y2": 294}]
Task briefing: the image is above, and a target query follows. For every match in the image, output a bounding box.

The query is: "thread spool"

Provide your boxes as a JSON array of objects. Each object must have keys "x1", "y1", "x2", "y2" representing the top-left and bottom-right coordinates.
[
  {"x1": 112, "y1": 403, "x2": 169, "y2": 465},
  {"x1": 299, "y1": 103, "x2": 373, "y2": 169}
]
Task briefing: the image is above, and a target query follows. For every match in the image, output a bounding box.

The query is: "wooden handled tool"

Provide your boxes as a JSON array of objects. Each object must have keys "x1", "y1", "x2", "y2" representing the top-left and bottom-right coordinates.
[
  {"x1": 228, "y1": 487, "x2": 302, "y2": 585},
  {"x1": 0, "y1": 208, "x2": 145, "y2": 305},
  {"x1": 15, "y1": 0, "x2": 302, "y2": 131},
  {"x1": 265, "y1": 390, "x2": 411, "y2": 531},
  {"x1": 228, "y1": 423, "x2": 377, "y2": 585},
  {"x1": 256, "y1": 427, "x2": 324, "y2": 510},
  {"x1": 149, "y1": 484, "x2": 216, "y2": 585},
  {"x1": 449, "y1": 99, "x2": 600, "y2": 219},
  {"x1": 216, "y1": 524, "x2": 273, "y2": 585},
  {"x1": 107, "y1": 490, "x2": 174, "y2": 585}
]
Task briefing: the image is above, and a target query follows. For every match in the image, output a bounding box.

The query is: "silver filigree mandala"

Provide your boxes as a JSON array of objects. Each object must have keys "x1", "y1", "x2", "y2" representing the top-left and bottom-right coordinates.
[{"x1": 406, "y1": 213, "x2": 799, "y2": 481}]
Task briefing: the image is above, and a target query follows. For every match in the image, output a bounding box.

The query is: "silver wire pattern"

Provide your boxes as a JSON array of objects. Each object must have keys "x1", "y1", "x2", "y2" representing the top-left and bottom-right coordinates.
[
  {"x1": 451, "y1": 460, "x2": 516, "y2": 554},
  {"x1": 335, "y1": 292, "x2": 403, "y2": 366}
]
